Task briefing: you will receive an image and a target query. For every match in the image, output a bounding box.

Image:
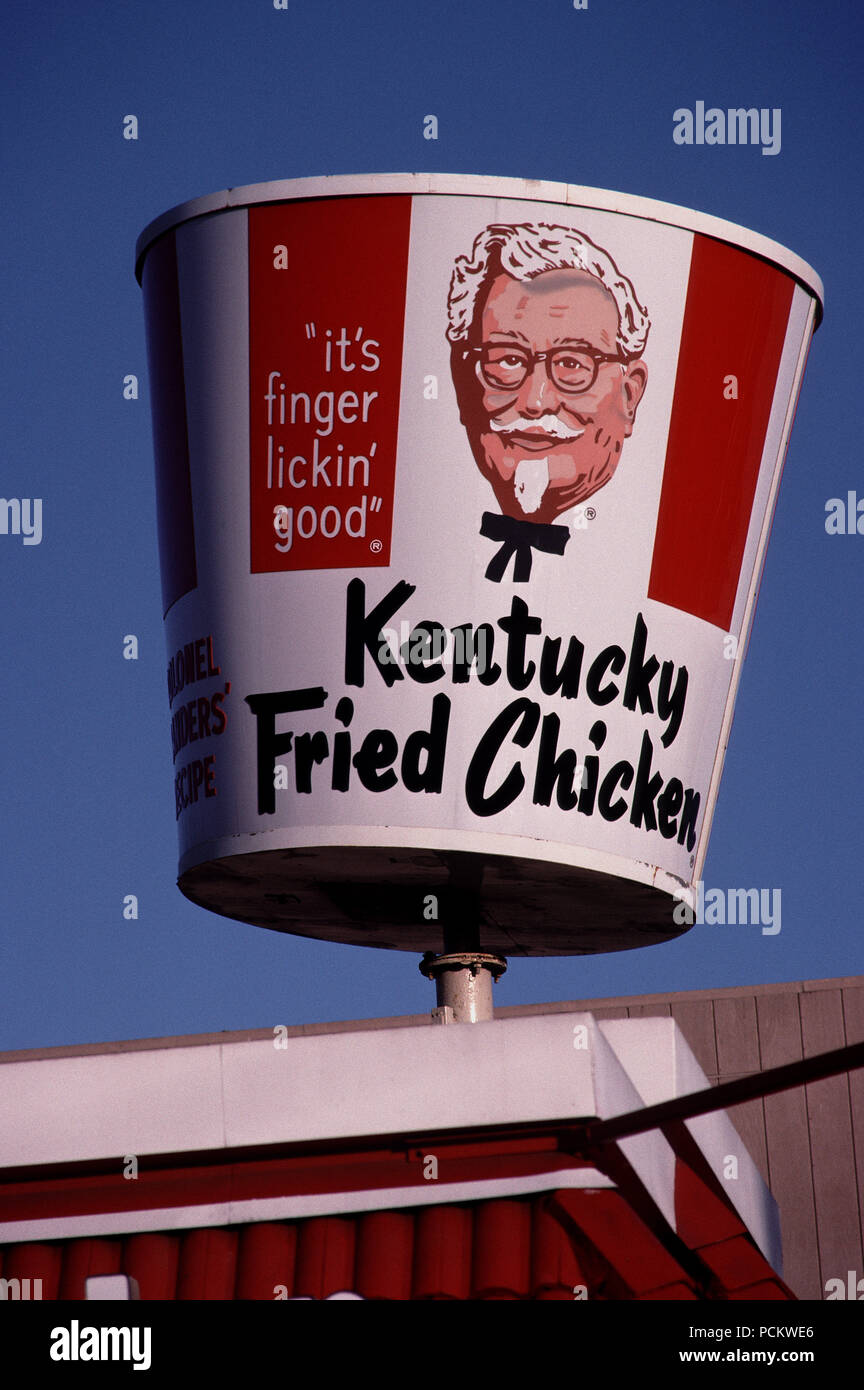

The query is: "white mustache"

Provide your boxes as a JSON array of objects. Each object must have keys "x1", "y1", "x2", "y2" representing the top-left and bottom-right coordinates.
[{"x1": 489, "y1": 413, "x2": 585, "y2": 439}]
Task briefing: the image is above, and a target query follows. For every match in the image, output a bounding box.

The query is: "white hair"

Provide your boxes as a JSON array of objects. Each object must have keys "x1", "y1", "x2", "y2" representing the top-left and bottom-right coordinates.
[{"x1": 446, "y1": 222, "x2": 650, "y2": 358}]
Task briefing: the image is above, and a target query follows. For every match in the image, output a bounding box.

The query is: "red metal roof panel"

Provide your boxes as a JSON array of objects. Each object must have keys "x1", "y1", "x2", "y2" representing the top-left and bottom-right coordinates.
[{"x1": 0, "y1": 1190, "x2": 796, "y2": 1300}]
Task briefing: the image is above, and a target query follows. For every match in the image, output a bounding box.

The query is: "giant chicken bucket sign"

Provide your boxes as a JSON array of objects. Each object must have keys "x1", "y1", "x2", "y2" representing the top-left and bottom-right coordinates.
[{"x1": 136, "y1": 174, "x2": 821, "y2": 956}]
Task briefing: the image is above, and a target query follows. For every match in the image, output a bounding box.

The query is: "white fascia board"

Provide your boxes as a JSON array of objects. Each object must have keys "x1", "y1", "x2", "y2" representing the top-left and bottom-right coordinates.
[
  {"x1": 0, "y1": 1013, "x2": 680, "y2": 1237},
  {"x1": 0, "y1": 1012, "x2": 789, "y2": 1258},
  {"x1": 598, "y1": 1018, "x2": 782, "y2": 1272},
  {"x1": 1, "y1": 1013, "x2": 606, "y2": 1164}
]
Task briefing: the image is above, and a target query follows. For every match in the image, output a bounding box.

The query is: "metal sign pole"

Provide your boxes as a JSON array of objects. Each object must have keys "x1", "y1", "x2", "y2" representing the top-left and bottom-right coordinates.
[{"x1": 419, "y1": 855, "x2": 507, "y2": 1022}]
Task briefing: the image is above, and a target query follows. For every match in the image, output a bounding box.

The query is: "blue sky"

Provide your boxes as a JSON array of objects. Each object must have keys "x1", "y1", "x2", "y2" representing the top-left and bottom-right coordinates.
[{"x1": 2, "y1": 0, "x2": 862, "y2": 1051}]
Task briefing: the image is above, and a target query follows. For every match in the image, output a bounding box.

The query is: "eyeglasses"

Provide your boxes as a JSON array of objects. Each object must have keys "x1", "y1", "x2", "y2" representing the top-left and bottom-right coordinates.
[{"x1": 465, "y1": 343, "x2": 626, "y2": 394}]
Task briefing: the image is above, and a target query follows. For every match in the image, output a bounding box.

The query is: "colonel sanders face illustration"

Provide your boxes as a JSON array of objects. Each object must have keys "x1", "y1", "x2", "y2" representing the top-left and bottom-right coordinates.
[{"x1": 448, "y1": 225, "x2": 649, "y2": 530}]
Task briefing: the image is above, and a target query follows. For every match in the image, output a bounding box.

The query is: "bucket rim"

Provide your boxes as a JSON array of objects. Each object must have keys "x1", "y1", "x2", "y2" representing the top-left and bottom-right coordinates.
[{"x1": 135, "y1": 172, "x2": 824, "y2": 320}]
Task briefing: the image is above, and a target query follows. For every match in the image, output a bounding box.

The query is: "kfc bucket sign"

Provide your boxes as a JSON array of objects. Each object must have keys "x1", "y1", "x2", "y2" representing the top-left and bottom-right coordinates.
[{"x1": 136, "y1": 174, "x2": 821, "y2": 956}]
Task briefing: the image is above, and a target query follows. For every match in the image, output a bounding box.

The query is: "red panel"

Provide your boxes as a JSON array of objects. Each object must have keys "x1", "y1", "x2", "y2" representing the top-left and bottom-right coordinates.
[
  {"x1": 727, "y1": 1279, "x2": 791, "y2": 1300},
  {"x1": 249, "y1": 196, "x2": 411, "y2": 575},
  {"x1": 473, "y1": 1199, "x2": 532, "y2": 1299},
  {"x1": 0, "y1": 1141, "x2": 582, "y2": 1224},
  {"x1": 675, "y1": 1160, "x2": 748, "y2": 1248},
  {"x1": 648, "y1": 235, "x2": 794, "y2": 629},
  {"x1": 638, "y1": 1282, "x2": 699, "y2": 1300},
  {"x1": 532, "y1": 1197, "x2": 589, "y2": 1299},
  {"x1": 58, "y1": 1237, "x2": 122, "y2": 1300},
  {"x1": 123, "y1": 1233, "x2": 179, "y2": 1300},
  {"x1": 699, "y1": 1234, "x2": 778, "y2": 1291},
  {"x1": 176, "y1": 1227, "x2": 239, "y2": 1300},
  {"x1": 294, "y1": 1216, "x2": 356, "y2": 1299},
  {"x1": 2, "y1": 1242, "x2": 63, "y2": 1300},
  {"x1": 0, "y1": 1164, "x2": 231, "y2": 1221},
  {"x1": 413, "y1": 1205, "x2": 473, "y2": 1300},
  {"x1": 355, "y1": 1211, "x2": 414, "y2": 1300},
  {"x1": 235, "y1": 1222, "x2": 297, "y2": 1301},
  {"x1": 552, "y1": 1190, "x2": 688, "y2": 1296}
]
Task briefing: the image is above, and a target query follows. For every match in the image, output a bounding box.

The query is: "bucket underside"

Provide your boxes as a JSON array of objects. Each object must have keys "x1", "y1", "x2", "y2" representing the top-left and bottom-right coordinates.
[{"x1": 179, "y1": 846, "x2": 688, "y2": 956}]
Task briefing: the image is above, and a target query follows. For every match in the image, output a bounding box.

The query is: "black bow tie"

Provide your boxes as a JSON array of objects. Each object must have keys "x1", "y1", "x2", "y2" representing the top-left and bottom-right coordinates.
[{"x1": 479, "y1": 511, "x2": 571, "y2": 582}]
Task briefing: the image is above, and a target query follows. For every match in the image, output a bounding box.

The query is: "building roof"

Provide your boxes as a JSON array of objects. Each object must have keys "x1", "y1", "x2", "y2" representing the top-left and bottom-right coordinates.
[
  {"x1": 0, "y1": 1185, "x2": 792, "y2": 1301},
  {"x1": 0, "y1": 1004, "x2": 796, "y2": 1300}
]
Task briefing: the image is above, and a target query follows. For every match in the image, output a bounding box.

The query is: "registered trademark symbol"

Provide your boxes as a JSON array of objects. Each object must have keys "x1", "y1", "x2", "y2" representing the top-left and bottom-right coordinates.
[
  {"x1": 370, "y1": 539, "x2": 382, "y2": 553},
  {"x1": 585, "y1": 507, "x2": 596, "y2": 520}
]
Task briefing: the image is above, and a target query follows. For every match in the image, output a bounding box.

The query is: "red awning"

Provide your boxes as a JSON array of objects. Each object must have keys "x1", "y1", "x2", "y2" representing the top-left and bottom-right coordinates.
[{"x1": 0, "y1": 1185, "x2": 793, "y2": 1301}]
